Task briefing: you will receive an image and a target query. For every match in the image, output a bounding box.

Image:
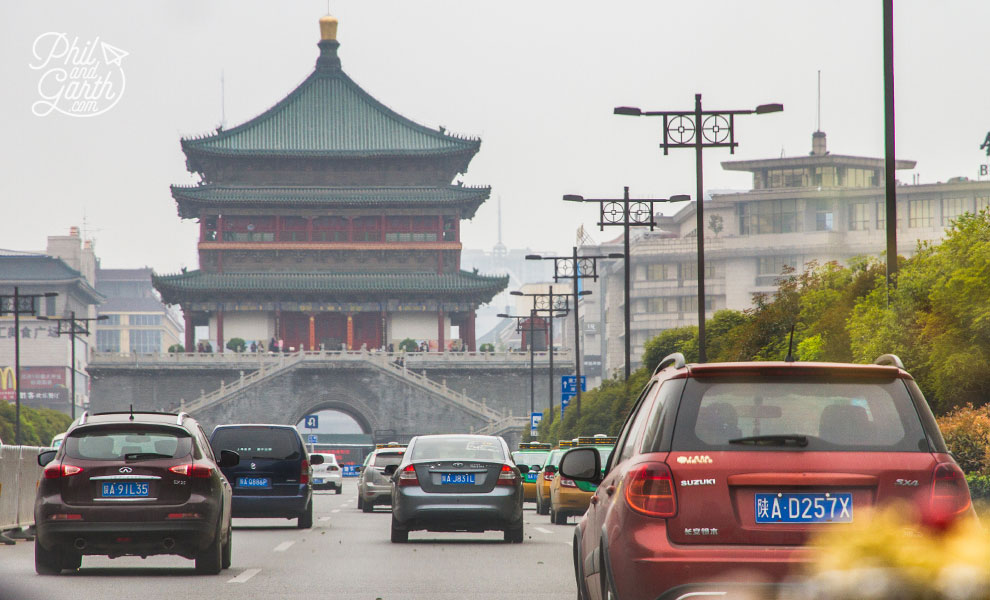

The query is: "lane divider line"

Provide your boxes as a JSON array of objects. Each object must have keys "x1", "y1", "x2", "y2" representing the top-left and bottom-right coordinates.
[
  {"x1": 331, "y1": 509, "x2": 341, "y2": 513},
  {"x1": 227, "y1": 568, "x2": 260, "y2": 583},
  {"x1": 273, "y1": 541, "x2": 296, "y2": 553},
  {"x1": 319, "y1": 516, "x2": 332, "y2": 521},
  {"x1": 535, "y1": 527, "x2": 552, "y2": 534}
]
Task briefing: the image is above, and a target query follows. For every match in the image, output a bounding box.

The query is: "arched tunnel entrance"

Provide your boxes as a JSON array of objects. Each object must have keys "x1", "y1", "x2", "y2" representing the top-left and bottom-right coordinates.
[{"x1": 294, "y1": 404, "x2": 377, "y2": 477}]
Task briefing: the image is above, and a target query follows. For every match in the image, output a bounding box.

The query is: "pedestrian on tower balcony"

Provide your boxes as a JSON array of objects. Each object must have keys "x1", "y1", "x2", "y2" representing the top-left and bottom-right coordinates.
[
  {"x1": 250, "y1": 341, "x2": 257, "y2": 353},
  {"x1": 270, "y1": 337, "x2": 277, "y2": 353},
  {"x1": 257, "y1": 341, "x2": 265, "y2": 353},
  {"x1": 204, "y1": 341, "x2": 213, "y2": 353}
]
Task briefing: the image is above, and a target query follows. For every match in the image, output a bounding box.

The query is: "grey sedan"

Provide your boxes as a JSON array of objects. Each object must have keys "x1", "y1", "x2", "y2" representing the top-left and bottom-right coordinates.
[{"x1": 386, "y1": 434, "x2": 526, "y2": 543}]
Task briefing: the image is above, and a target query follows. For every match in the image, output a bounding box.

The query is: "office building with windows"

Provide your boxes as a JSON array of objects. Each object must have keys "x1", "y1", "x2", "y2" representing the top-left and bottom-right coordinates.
[{"x1": 94, "y1": 268, "x2": 183, "y2": 353}]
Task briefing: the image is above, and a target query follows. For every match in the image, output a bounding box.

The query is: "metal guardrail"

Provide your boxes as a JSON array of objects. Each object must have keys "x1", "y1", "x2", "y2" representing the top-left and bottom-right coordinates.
[{"x1": 0, "y1": 445, "x2": 45, "y2": 543}]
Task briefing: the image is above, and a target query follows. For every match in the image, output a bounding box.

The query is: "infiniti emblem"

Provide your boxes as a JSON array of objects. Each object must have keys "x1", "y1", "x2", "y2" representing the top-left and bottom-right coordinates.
[
  {"x1": 119, "y1": 467, "x2": 132, "y2": 473},
  {"x1": 452, "y1": 462, "x2": 464, "y2": 468},
  {"x1": 251, "y1": 462, "x2": 257, "y2": 470}
]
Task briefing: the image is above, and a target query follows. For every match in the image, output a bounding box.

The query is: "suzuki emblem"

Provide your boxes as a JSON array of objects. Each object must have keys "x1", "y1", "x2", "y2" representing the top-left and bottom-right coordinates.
[
  {"x1": 118, "y1": 467, "x2": 132, "y2": 473},
  {"x1": 250, "y1": 462, "x2": 257, "y2": 470}
]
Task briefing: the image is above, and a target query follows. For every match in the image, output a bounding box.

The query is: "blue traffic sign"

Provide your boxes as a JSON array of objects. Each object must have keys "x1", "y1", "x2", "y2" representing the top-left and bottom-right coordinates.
[
  {"x1": 304, "y1": 415, "x2": 319, "y2": 429},
  {"x1": 560, "y1": 375, "x2": 586, "y2": 395},
  {"x1": 530, "y1": 412, "x2": 542, "y2": 437},
  {"x1": 307, "y1": 434, "x2": 318, "y2": 444}
]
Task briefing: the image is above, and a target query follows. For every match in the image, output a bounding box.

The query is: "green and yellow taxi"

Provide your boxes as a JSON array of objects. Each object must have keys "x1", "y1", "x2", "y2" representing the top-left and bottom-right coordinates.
[
  {"x1": 511, "y1": 442, "x2": 552, "y2": 503},
  {"x1": 548, "y1": 435, "x2": 616, "y2": 525},
  {"x1": 535, "y1": 440, "x2": 575, "y2": 516}
]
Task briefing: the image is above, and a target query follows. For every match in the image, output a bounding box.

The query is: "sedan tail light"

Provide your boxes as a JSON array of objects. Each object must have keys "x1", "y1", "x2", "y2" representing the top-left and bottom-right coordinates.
[
  {"x1": 169, "y1": 463, "x2": 213, "y2": 478},
  {"x1": 928, "y1": 462, "x2": 972, "y2": 524},
  {"x1": 625, "y1": 462, "x2": 677, "y2": 518},
  {"x1": 398, "y1": 464, "x2": 419, "y2": 487},
  {"x1": 328, "y1": 465, "x2": 339, "y2": 472},
  {"x1": 300, "y1": 459, "x2": 310, "y2": 484},
  {"x1": 43, "y1": 464, "x2": 83, "y2": 479},
  {"x1": 543, "y1": 472, "x2": 555, "y2": 481},
  {"x1": 559, "y1": 478, "x2": 577, "y2": 488},
  {"x1": 496, "y1": 464, "x2": 517, "y2": 486}
]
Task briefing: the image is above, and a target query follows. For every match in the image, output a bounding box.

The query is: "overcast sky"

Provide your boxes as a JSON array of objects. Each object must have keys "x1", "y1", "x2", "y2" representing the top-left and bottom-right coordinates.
[{"x1": 1, "y1": 1, "x2": 988, "y2": 273}]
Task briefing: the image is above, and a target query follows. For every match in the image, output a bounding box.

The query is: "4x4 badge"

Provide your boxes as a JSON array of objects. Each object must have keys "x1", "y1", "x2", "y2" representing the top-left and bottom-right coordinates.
[{"x1": 119, "y1": 467, "x2": 132, "y2": 473}]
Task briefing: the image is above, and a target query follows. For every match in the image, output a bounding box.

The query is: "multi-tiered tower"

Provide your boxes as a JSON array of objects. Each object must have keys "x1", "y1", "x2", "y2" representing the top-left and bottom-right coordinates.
[{"x1": 154, "y1": 15, "x2": 506, "y2": 353}]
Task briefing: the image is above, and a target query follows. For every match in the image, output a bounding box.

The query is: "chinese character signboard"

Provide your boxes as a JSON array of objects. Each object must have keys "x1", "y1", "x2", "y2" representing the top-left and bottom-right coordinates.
[
  {"x1": 0, "y1": 366, "x2": 68, "y2": 402},
  {"x1": 560, "y1": 375, "x2": 585, "y2": 417}
]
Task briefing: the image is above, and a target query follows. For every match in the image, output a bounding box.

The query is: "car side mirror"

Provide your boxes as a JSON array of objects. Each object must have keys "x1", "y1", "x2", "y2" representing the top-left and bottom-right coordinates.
[
  {"x1": 382, "y1": 464, "x2": 398, "y2": 477},
  {"x1": 544, "y1": 464, "x2": 557, "y2": 475},
  {"x1": 559, "y1": 447, "x2": 601, "y2": 483},
  {"x1": 218, "y1": 449, "x2": 240, "y2": 468},
  {"x1": 37, "y1": 450, "x2": 57, "y2": 467},
  {"x1": 517, "y1": 464, "x2": 529, "y2": 474},
  {"x1": 310, "y1": 454, "x2": 324, "y2": 465}
]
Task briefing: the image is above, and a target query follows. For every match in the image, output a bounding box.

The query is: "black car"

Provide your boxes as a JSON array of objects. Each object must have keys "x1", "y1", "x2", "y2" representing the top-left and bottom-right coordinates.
[
  {"x1": 34, "y1": 411, "x2": 239, "y2": 575},
  {"x1": 209, "y1": 424, "x2": 323, "y2": 528}
]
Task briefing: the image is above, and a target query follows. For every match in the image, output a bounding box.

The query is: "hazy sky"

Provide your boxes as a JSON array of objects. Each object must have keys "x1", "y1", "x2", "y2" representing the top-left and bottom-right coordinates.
[{"x1": 2, "y1": 1, "x2": 988, "y2": 274}]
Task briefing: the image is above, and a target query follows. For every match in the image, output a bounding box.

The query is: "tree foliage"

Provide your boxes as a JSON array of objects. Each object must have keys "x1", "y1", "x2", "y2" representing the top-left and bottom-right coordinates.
[{"x1": 0, "y1": 403, "x2": 73, "y2": 447}]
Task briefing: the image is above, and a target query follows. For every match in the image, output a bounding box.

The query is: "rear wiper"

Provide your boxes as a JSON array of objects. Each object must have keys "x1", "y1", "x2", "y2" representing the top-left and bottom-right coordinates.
[
  {"x1": 728, "y1": 434, "x2": 808, "y2": 447},
  {"x1": 124, "y1": 452, "x2": 173, "y2": 461}
]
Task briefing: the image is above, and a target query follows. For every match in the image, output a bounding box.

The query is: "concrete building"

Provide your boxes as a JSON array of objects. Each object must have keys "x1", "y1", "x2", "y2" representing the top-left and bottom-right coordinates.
[
  {"x1": 588, "y1": 131, "x2": 990, "y2": 378},
  {"x1": 94, "y1": 268, "x2": 183, "y2": 353}
]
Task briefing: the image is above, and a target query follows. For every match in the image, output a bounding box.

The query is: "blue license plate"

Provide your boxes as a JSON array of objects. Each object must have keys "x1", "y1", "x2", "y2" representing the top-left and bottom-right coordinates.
[
  {"x1": 440, "y1": 473, "x2": 475, "y2": 485},
  {"x1": 237, "y1": 477, "x2": 271, "y2": 488},
  {"x1": 755, "y1": 493, "x2": 853, "y2": 523},
  {"x1": 313, "y1": 478, "x2": 324, "y2": 484},
  {"x1": 101, "y1": 482, "x2": 149, "y2": 498},
  {"x1": 525, "y1": 473, "x2": 538, "y2": 483}
]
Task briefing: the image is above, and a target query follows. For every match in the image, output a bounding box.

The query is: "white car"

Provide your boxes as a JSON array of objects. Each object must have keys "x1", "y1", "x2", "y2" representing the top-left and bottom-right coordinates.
[
  {"x1": 311, "y1": 452, "x2": 342, "y2": 493},
  {"x1": 50, "y1": 433, "x2": 65, "y2": 449}
]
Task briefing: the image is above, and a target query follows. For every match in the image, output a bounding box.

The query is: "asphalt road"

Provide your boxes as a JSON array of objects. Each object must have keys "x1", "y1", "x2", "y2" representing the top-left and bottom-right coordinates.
[{"x1": 0, "y1": 481, "x2": 578, "y2": 600}]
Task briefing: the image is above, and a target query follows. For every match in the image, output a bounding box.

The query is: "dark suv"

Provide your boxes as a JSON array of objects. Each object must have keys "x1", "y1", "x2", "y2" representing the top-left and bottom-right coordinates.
[
  {"x1": 209, "y1": 424, "x2": 323, "y2": 528},
  {"x1": 562, "y1": 354, "x2": 975, "y2": 600},
  {"x1": 34, "y1": 411, "x2": 239, "y2": 575}
]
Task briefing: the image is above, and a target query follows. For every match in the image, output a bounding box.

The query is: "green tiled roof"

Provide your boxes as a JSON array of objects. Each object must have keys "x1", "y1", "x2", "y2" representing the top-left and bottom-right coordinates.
[
  {"x1": 181, "y1": 41, "x2": 479, "y2": 163},
  {"x1": 152, "y1": 270, "x2": 508, "y2": 304},
  {"x1": 171, "y1": 185, "x2": 490, "y2": 219}
]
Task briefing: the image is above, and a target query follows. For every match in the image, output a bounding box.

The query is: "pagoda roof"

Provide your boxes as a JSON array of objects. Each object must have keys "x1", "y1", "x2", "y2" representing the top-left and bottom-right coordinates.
[
  {"x1": 171, "y1": 184, "x2": 490, "y2": 219},
  {"x1": 180, "y1": 40, "x2": 480, "y2": 170},
  {"x1": 152, "y1": 269, "x2": 508, "y2": 304}
]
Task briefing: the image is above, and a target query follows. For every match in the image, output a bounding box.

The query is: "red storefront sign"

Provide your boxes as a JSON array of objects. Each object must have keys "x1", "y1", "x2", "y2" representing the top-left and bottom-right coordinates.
[{"x1": 0, "y1": 366, "x2": 68, "y2": 401}]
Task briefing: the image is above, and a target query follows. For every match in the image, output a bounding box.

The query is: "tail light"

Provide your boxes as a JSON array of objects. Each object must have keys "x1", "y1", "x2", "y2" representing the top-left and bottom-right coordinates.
[
  {"x1": 169, "y1": 463, "x2": 213, "y2": 478},
  {"x1": 559, "y1": 478, "x2": 577, "y2": 488},
  {"x1": 328, "y1": 465, "x2": 339, "y2": 472},
  {"x1": 398, "y1": 464, "x2": 419, "y2": 487},
  {"x1": 43, "y1": 464, "x2": 83, "y2": 479},
  {"x1": 496, "y1": 464, "x2": 517, "y2": 486},
  {"x1": 167, "y1": 512, "x2": 203, "y2": 520},
  {"x1": 300, "y1": 459, "x2": 310, "y2": 484},
  {"x1": 625, "y1": 462, "x2": 677, "y2": 518},
  {"x1": 543, "y1": 472, "x2": 555, "y2": 481},
  {"x1": 47, "y1": 513, "x2": 82, "y2": 521},
  {"x1": 929, "y1": 462, "x2": 972, "y2": 523}
]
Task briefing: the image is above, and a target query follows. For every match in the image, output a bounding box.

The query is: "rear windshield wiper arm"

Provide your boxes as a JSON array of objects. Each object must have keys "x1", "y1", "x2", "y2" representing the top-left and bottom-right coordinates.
[
  {"x1": 124, "y1": 452, "x2": 173, "y2": 461},
  {"x1": 727, "y1": 434, "x2": 809, "y2": 447}
]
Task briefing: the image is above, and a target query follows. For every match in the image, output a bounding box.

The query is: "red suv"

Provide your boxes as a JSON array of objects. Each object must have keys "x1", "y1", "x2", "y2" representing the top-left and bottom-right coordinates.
[
  {"x1": 34, "y1": 411, "x2": 239, "y2": 575},
  {"x1": 561, "y1": 354, "x2": 974, "y2": 600}
]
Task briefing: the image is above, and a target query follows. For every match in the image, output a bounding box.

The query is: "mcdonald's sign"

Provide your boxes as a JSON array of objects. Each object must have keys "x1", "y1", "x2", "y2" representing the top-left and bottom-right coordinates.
[{"x1": 0, "y1": 366, "x2": 15, "y2": 401}]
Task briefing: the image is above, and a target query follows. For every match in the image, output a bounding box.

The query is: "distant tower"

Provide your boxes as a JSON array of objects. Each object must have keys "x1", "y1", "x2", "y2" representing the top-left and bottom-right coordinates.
[{"x1": 492, "y1": 196, "x2": 507, "y2": 258}]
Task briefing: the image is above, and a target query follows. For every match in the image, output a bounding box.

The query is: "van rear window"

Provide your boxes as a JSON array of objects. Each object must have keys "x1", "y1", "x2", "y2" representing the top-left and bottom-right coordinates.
[
  {"x1": 672, "y1": 377, "x2": 928, "y2": 452},
  {"x1": 211, "y1": 427, "x2": 301, "y2": 460}
]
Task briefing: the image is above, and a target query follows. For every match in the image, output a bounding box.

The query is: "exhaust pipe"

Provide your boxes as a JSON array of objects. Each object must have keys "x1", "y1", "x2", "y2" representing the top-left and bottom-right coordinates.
[
  {"x1": 162, "y1": 538, "x2": 175, "y2": 550},
  {"x1": 73, "y1": 538, "x2": 86, "y2": 550}
]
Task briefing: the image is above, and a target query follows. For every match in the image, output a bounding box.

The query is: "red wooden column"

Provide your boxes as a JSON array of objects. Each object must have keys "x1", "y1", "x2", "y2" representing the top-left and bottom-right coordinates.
[
  {"x1": 183, "y1": 310, "x2": 194, "y2": 352},
  {"x1": 466, "y1": 310, "x2": 476, "y2": 351},
  {"x1": 308, "y1": 314, "x2": 316, "y2": 351},
  {"x1": 216, "y1": 308, "x2": 225, "y2": 354},
  {"x1": 437, "y1": 309, "x2": 445, "y2": 352}
]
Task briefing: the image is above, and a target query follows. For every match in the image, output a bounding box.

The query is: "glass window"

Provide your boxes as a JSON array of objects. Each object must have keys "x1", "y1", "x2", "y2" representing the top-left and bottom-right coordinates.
[
  {"x1": 758, "y1": 256, "x2": 800, "y2": 275},
  {"x1": 976, "y1": 196, "x2": 990, "y2": 213},
  {"x1": 100, "y1": 314, "x2": 121, "y2": 325},
  {"x1": 129, "y1": 314, "x2": 161, "y2": 326},
  {"x1": 815, "y1": 205, "x2": 834, "y2": 231},
  {"x1": 373, "y1": 452, "x2": 405, "y2": 467},
  {"x1": 617, "y1": 383, "x2": 658, "y2": 462},
  {"x1": 738, "y1": 199, "x2": 800, "y2": 234},
  {"x1": 848, "y1": 203, "x2": 870, "y2": 231},
  {"x1": 410, "y1": 436, "x2": 505, "y2": 461},
  {"x1": 211, "y1": 427, "x2": 302, "y2": 460},
  {"x1": 96, "y1": 330, "x2": 120, "y2": 352},
  {"x1": 65, "y1": 427, "x2": 192, "y2": 461},
  {"x1": 909, "y1": 199, "x2": 935, "y2": 228},
  {"x1": 942, "y1": 197, "x2": 968, "y2": 225},
  {"x1": 129, "y1": 329, "x2": 161, "y2": 353}
]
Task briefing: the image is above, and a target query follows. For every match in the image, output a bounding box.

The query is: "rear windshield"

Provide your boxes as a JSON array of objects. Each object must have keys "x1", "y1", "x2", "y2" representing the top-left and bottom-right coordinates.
[
  {"x1": 672, "y1": 377, "x2": 928, "y2": 452},
  {"x1": 211, "y1": 427, "x2": 301, "y2": 460},
  {"x1": 410, "y1": 436, "x2": 505, "y2": 461},
  {"x1": 65, "y1": 427, "x2": 192, "y2": 461},
  {"x1": 545, "y1": 449, "x2": 565, "y2": 467},
  {"x1": 512, "y1": 451, "x2": 549, "y2": 468},
  {"x1": 314, "y1": 453, "x2": 338, "y2": 465},
  {"x1": 373, "y1": 452, "x2": 404, "y2": 467}
]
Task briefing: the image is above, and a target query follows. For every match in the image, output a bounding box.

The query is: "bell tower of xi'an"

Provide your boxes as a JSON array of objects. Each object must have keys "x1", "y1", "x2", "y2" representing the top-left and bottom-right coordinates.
[{"x1": 153, "y1": 14, "x2": 507, "y2": 353}]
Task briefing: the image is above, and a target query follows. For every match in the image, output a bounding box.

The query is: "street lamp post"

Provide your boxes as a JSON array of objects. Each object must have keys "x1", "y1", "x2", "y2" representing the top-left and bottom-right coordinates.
[
  {"x1": 0, "y1": 288, "x2": 58, "y2": 444},
  {"x1": 526, "y1": 248, "x2": 607, "y2": 418},
  {"x1": 614, "y1": 96, "x2": 782, "y2": 362},
  {"x1": 511, "y1": 288, "x2": 570, "y2": 424},
  {"x1": 38, "y1": 311, "x2": 109, "y2": 419},
  {"x1": 496, "y1": 310, "x2": 548, "y2": 423},
  {"x1": 564, "y1": 187, "x2": 690, "y2": 379}
]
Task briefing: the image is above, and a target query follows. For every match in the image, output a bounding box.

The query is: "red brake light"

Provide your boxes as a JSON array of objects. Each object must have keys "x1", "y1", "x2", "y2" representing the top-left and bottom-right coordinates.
[
  {"x1": 398, "y1": 464, "x2": 419, "y2": 487},
  {"x1": 543, "y1": 471, "x2": 555, "y2": 481},
  {"x1": 169, "y1": 463, "x2": 213, "y2": 478},
  {"x1": 328, "y1": 465, "x2": 339, "y2": 471},
  {"x1": 928, "y1": 462, "x2": 972, "y2": 525},
  {"x1": 559, "y1": 478, "x2": 577, "y2": 488},
  {"x1": 496, "y1": 464, "x2": 517, "y2": 486},
  {"x1": 625, "y1": 462, "x2": 677, "y2": 518},
  {"x1": 301, "y1": 459, "x2": 310, "y2": 484},
  {"x1": 44, "y1": 464, "x2": 83, "y2": 479}
]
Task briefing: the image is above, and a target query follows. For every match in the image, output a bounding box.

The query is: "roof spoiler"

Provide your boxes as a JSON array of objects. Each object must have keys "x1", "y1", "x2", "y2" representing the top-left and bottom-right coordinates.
[
  {"x1": 653, "y1": 352, "x2": 686, "y2": 376},
  {"x1": 874, "y1": 354, "x2": 905, "y2": 369}
]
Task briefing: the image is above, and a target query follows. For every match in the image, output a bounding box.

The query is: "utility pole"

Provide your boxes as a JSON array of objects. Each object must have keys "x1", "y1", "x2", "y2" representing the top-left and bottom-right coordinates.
[{"x1": 39, "y1": 311, "x2": 109, "y2": 419}]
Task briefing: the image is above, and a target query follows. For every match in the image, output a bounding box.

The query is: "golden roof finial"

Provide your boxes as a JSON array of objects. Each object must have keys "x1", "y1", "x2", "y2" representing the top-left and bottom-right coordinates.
[{"x1": 319, "y1": 14, "x2": 339, "y2": 41}]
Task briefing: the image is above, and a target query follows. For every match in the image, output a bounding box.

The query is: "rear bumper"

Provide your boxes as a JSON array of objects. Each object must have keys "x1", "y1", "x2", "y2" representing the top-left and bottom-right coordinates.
[
  {"x1": 231, "y1": 486, "x2": 309, "y2": 518},
  {"x1": 554, "y1": 487, "x2": 591, "y2": 514},
  {"x1": 393, "y1": 486, "x2": 522, "y2": 531},
  {"x1": 522, "y1": 481, "x2": 537, "y2": 501},
  {"x1": 313, "y1": 475, "x2": 341, "y2": 490},
  {"x1": 361, "y1": 482, "x2": 392, "y2": 504},
  {"x1": 36, "y1": 519, "x2": 218, "y2": 558},
  {"x1": 655, "y1": 583, "x2": 802, "y2": 600}
]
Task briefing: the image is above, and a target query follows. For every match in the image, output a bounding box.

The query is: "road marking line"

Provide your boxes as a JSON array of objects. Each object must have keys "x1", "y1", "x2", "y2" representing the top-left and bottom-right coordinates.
[
  {"x1": 319, "y1": 516, "x2": 332, "y2": 521},
  {"x1": 331, "y1": 509, "x2": 341, "y2": 513},
  {"x1": 273, "y1": 541, "x2": 295, "y2": 552},
  {"x1": 227, "y1": 568, "x2": 260, "y2": 583},
  {"x1": 535, "y1": 527, "x2": 552, "y2": 534}
]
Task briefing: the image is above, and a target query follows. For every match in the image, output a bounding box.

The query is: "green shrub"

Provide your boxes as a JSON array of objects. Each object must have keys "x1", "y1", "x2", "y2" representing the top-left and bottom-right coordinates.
[
  {"x1": 936, "y1": 403, "x2": 990, "y2": 475},
  {"x1": 226, "y1": 337, "x2": 246, "y2": 353},
  {"x1": 967, "y1": 474, "x2": 990, "y2": 501},
  {"x1": 479, "y1": 343, "x2": 495, "y2": 353},
  {"x1": 0, "y1": 403, "x2": 73, "y2": 447},
  {"x1": 398, "y1": 338, "x2": 419, "y2": 353},
  {"x1": 168, "y1": 343, "x2": 185, "y2": 353}
]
